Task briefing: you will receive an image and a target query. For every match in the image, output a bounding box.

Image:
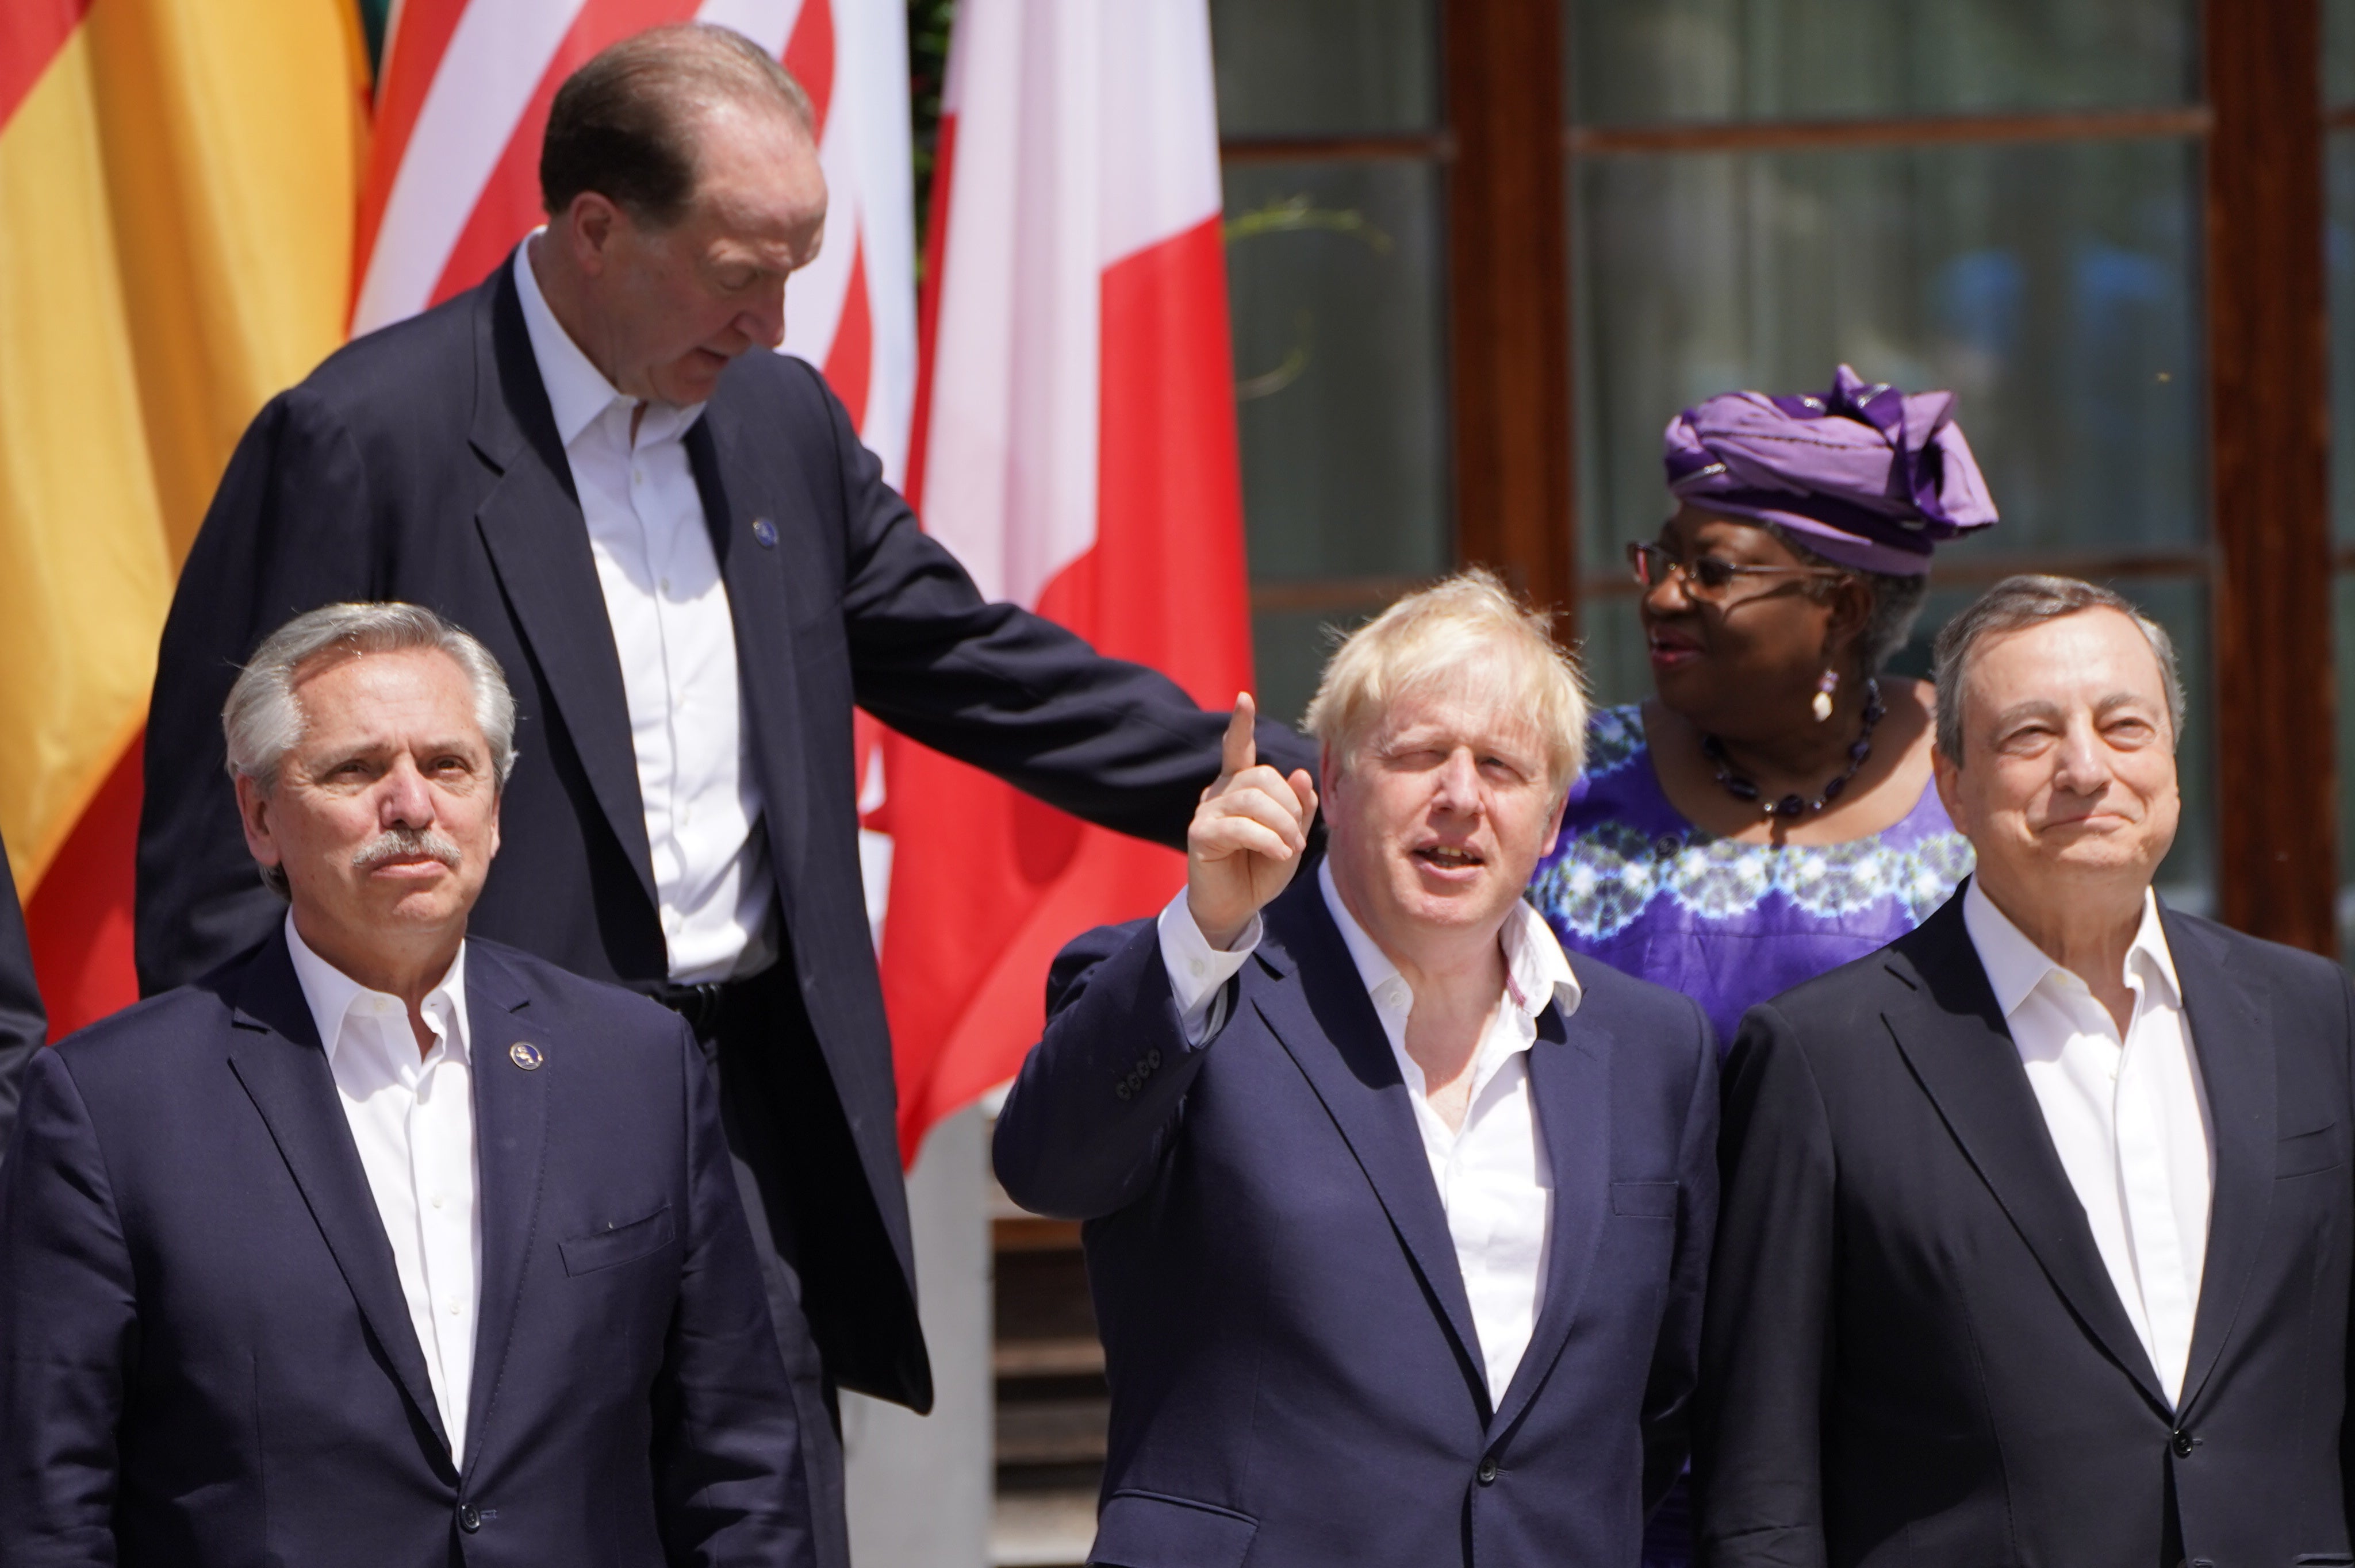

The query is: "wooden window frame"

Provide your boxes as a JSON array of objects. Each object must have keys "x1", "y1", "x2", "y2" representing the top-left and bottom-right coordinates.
[{"x1": 1221, "y1": 0, "x2": 2335, "y2": 954}]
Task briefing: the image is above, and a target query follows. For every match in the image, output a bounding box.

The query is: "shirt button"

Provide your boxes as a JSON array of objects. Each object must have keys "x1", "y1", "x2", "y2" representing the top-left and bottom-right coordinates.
[
  {"x1": 1190, "y1": 959, "x2": 1205, "y2": 977},
  {"x1": 445, "y1": 1296, "x2": 462, "y2": 1315},
  {"x1": 659, "y1": 576, "x2": 672, "y2": 594},
  {"x1": 632, "y1": 468, "x2": 645, "y2": 486},
  {"x1": 430, "y1": 1193, "x2": 446, "y2": 1210}
]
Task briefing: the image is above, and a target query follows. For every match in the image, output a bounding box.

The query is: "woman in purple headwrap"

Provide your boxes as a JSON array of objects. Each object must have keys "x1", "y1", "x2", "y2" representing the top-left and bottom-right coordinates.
[{"x1": 1528, "y1": 366, "x2": 1996, "y2": 1567}]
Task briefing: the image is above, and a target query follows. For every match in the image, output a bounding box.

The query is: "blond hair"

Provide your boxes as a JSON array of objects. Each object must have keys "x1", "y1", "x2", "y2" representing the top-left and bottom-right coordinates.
[{"x1": 1303, "y1": 568, "x2": 1588, "y2": 790}]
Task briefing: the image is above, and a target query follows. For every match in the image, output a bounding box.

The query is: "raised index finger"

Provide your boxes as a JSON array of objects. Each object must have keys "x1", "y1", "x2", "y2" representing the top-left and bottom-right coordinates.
[{"x1": 1219, "y1": 693, "x2": 1257, "y2": 781}]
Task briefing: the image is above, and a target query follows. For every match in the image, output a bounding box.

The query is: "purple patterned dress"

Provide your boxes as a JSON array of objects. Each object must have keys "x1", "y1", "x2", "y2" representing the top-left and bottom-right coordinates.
[
  {"x1": 1531, "y1": 704, "x2": 1974, "y2": 1050},
  {"x1": 1527, "y1": 704, "x2": 1973, "y2": 1568}
]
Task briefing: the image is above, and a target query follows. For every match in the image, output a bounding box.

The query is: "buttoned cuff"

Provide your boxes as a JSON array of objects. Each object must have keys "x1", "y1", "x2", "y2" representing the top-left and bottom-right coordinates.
[{"x1": 1156, "y1": 890, "x2": 1261, "y2": 1046}]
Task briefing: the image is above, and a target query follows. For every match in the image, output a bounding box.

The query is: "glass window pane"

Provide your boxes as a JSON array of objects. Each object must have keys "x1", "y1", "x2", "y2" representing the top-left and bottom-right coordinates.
[
  {"x1": 1252, "y1": 604, "x2": 1380, "y2": 731},
  {"x1": 1572, "y1": 136, "x2": 2206, "y2": 572},
  {"x1": 1227, "y1": 160, "x2": 1451, "y2": 589},
  {"x1": 1568, "y1": 0, "x2": 2196, "y2": 126},
  {"x1": 1211, "y1": 0, "x2": 1440, "y2": 137},
  {"x1": 2331, "y1": 0, "x2": 2355, "y2": 106},
  {"x1": 1574, "y1": 577, "x2": 2215, "y2": 910}
]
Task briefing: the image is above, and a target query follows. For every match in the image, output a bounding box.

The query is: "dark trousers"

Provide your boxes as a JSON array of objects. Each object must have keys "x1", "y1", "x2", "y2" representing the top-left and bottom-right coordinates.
[{"x1": 668, "y1": 960, "x2": 867, "y2": 1568}]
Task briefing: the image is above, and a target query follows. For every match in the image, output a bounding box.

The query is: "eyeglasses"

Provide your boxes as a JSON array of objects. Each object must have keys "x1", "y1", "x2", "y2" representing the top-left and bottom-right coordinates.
[{"x1": 1626, "y1": 540, "x2": 1846, "y2": 604}]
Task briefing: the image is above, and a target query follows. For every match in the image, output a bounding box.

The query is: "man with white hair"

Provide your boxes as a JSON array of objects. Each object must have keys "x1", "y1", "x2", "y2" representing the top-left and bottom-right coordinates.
[
  {"x1": 0, "y1": 602, "x2": 812, "y2": 1566},
  {"x1": 995, "y1": 571, "x2": 1718, "y2": 1567},
  {"x1": 1699, "y1": 575, "x2": 2355, "y2": 1567}
]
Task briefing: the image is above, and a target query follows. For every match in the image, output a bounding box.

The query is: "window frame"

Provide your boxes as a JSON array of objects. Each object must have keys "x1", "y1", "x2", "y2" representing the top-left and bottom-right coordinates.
[{"x1": 1221, "y1": 0, "x2": 2335, "y2": 954}]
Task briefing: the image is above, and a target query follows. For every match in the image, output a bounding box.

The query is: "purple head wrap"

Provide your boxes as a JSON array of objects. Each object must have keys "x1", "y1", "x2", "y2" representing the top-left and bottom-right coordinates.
[{"x1": 1662, "y1": 364, "x2": 1999, "y2": 576}]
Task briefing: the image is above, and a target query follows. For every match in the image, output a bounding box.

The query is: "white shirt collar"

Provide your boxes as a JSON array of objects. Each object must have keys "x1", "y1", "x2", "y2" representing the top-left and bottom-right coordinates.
[
  {"x1": 1962, "y1": 876, "x2": 2181, "y2": 1019},
  {"x1": 511, "y1": 235, "x2": 704, "y2": 451},
  {"x1": 1315, "y1": 859, "x2": 1582, "y2": 1029},
  {"x1": 284, "y1": 911, "x2": 472, "y2": 1066}
]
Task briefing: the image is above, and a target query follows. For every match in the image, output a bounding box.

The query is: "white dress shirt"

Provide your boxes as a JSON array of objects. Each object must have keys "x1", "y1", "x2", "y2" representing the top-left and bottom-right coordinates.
[
  {"x1": 513, "y1": 239, "x2": 772, "y2": 983},
  {"x1": 1963, "y1": 879, "x2": 2214, "y2": 1406},
  {"x1": 1159, "y1": 863, "x2": 1581, "y2": 1400},
  {"x1": 285, "y1": 915, "x2": 481, "y2": 1461}
]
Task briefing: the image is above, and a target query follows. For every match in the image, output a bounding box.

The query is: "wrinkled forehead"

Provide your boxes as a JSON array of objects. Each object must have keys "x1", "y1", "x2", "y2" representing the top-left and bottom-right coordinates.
[
  {"x1": 288, "y1": 647, "x2": 485, "y2": 741},
  {"x1": 1959, "y1": 602, "x2": 2176, "y2": 753},
  {"x1": 684, "y1": 99, "x2": 824, "y2": 223},
  {"x1": 1963, "y1": 609, "x2": 2170, "y2": 720}
]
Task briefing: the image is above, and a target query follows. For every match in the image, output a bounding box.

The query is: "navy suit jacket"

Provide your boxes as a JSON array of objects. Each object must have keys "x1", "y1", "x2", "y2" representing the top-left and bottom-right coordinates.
[
  {"x1": 136, "y1": 260, "x2": 1309, "y2": 1408},
  {"x1": 0, "y1": 832, "x2": 44, "y2": 1163},
  {"x1": 994, "y1": 871, "x2": 1718, "y2": 1568},
  {"x1": 0, "y1": 930, "x2": 810, "y2": 1568},
  {"x1": 1698, "y1": 887, "x2": 2355, "y2": 1567}
]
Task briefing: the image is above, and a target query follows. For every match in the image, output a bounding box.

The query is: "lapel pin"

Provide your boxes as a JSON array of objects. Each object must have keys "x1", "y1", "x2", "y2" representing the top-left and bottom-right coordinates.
[
  {"x1": 509, "y1": 1041, "x2": 543, "y2": 1071},
  {"x1": 751, "y1": 517, "x2": 778, "y2": 547}
]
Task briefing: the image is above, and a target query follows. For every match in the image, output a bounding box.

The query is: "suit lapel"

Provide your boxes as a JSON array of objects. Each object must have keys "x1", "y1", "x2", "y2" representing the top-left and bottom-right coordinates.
[
  {"x1": 1488, "y1": 997, "x2": 1611, "y2": 1436},
  {"x1": 686, "y1": 402, "x2": 806, "y2": 909},
  {"x1": 1254, "y1": 885, "x2": 1487, "y2": 1401},
  {"x1": 1882, "y1": 896, "x2": 2172, "y2": 1415},
  {"x1": 466, "y1": 268, "x2": 658, "y2": 910},
  {"x1": 2168, "y1": 908, "x2": 2275, "y2": 1416},
  {"x1": 458, "y1": 944, "x2": 550, "y2": 1475},
  {"x1": 223, "y1": 932, "x2": 454, "y2": 1461}
]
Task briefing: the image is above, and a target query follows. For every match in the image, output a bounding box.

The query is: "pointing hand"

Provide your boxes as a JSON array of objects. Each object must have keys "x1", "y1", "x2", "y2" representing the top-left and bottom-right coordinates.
[{"x1": 1187, "y1": 694, "x2": 1318, "y2": 950}]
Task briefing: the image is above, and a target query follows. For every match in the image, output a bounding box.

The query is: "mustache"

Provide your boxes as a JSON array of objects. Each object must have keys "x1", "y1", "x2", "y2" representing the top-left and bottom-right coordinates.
[{"x1": 351, "y1": 827, "x2": 463, "y2": 873}]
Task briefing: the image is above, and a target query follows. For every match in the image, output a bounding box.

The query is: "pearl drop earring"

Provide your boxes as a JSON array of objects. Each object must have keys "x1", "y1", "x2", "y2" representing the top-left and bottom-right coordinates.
[{"x1": 1812, "y1": 667, "x2": 1839, "y2": 723}]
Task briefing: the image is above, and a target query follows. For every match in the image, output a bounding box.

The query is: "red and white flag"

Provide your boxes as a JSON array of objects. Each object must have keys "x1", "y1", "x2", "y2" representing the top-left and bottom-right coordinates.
[
  {"x1": 353, "y1": 0, "x2": 915, "y2": 481},
  {"x1": 881, "y1": 0, "x2": 1252, "y2": 1159}
]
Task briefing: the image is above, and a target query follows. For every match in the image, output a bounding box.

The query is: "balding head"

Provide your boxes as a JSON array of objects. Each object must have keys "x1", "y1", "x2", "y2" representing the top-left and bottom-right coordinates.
[
  {"x1": 528, "y1": 22, "x2": 828, "y2": 408},
  {"x1": 540, "y1": 22, "x2": 815, "y2": 230}
]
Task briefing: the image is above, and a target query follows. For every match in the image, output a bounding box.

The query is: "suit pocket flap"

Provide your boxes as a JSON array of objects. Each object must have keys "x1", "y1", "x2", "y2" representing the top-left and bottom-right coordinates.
[
  {"x1": 2279, "y1": 1124, "x2": 2343, "y2": 1178},
  {"x1": 560, "y1": 1205, "x2": 676, "y2": 1277},
  {"x1": 1612, "y1": 1180, "x2": 1679, "y2": 1219},
  {"x1": 1090, "y1": 1491, "x2": 1257, "y2": 1568}
]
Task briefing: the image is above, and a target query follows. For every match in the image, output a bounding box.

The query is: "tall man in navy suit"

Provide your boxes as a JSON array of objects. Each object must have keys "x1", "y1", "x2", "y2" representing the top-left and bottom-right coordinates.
[
  {"x1": 2, "y1": 603, "x2": 811, "y2": 1566},
  {"x1": 996, "y1": 573, "x2": 1718, "y2": 1567},
  {"x1": 136, "y1": 25, "x2": 1310, "y2": 1563}
]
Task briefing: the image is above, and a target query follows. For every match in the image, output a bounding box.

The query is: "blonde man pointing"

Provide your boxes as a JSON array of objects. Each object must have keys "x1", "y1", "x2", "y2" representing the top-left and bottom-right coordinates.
[{"x1": 996, "y1": 571, "x2": 1718, "y2": 1568}]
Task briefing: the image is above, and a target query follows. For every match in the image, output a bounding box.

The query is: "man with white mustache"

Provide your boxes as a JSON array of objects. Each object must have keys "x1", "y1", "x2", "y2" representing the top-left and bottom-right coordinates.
[{"x1": 0, "y1": 601, "x2": 814, "y2": 1565}]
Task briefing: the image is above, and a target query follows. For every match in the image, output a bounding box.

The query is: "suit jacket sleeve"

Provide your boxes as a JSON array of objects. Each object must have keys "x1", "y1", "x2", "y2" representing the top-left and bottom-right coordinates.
[
  {"x1": 0, "y1": 1050, "x2": 138, "y2": 1565},
  {"x1": 0, "y1": 837, "x2": 45, "y2": 1166},
  {"x1": 810, "y1": 364, "x2": 1314, "y2": 847},
  {"x1": 653, "y1": 1021, "x2": 817, "y2": 1568},
  {"x1": 136, "y1": 390, "x2": 378, "y2": 993},
  {"x1": 1642, "y1": 1001, "x2": 1720, "y2": 1517},
  {"x1": 1695, "y1": 1001, "x2": 1836, "y2": 1568},
  {"x1": 992, "y1": 918, "x2": 1211, "y2": 1220},
  {"x1": 2339, "y1": 967, "x2": 2355, "y2": 1523}
]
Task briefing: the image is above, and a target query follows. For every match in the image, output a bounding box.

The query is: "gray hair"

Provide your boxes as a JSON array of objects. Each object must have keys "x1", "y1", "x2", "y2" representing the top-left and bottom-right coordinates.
[
  {"x1": 1760, "y1": 521, "x2": 1930, "y2": 675},
  {"x1": 224, "y1": 602, "x2": 520, "y2": 794},
  {"x1": 1931, "y1": 575, "x2": 2185, "y2": 761}
]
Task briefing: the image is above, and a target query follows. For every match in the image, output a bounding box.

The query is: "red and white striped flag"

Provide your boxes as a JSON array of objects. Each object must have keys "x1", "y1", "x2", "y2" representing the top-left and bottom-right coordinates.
[
  {"x1": 881, "y1": 0, "x2": 1252, "y2": 1159},
  {"x1": 354, "y1": 0, "x2": 915, "y2": 480}
]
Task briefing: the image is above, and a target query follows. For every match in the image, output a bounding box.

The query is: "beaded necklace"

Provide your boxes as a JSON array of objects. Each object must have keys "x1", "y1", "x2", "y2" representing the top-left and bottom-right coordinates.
[{"x1": 1701, "y1": 679, "x2": 1884, "y2": 821}]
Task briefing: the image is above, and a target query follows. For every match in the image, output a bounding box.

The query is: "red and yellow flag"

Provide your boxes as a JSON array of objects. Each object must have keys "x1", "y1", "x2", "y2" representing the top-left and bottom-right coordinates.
[{"x1": 0, "y1": 0, "x2": 365, "y2": 1031}]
